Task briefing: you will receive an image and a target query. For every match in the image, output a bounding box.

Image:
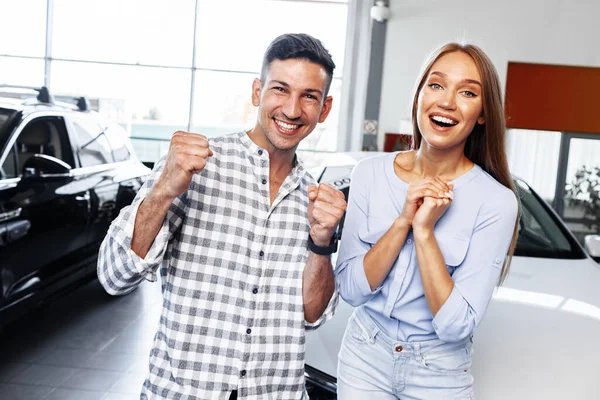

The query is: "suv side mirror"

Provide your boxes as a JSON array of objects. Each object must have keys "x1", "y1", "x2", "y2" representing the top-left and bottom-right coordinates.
[
  {"x1": 22, "y1": 154, "x2": 71, "y2": 177},
  {"x1": 584, "y1": 234, "x2": 600, "y2": 263}
]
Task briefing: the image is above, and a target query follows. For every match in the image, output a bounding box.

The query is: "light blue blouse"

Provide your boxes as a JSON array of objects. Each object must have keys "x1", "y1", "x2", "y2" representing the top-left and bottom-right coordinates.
[{"x1": 335, "y1": 152, "x2": 518, "y2": 343}]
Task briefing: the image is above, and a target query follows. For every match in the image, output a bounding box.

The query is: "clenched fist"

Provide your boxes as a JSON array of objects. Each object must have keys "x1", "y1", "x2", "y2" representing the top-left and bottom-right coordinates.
[
  {"x1": 308, "y1": 183, "x2": 347, "y2": 246},
  {"x1": 155, "y1": 131, "x2": 213, "y2": 199}
]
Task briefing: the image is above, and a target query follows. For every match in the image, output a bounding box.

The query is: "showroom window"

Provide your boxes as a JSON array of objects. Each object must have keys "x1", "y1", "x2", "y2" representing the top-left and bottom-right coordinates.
[
  {"x1": 0, "y1": 0, "x2": 47, "y2": 57},
  {"x1": 1, "y1": 0, "x2": 351, "y2": 162},
  {"x1": 0, "y1": 0, "x2": 46, "y2": 87}
]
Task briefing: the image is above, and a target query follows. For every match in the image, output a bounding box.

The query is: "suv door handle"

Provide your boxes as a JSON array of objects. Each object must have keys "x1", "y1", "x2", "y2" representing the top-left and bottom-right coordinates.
[
  {"x1": 75, "y1": 194, "x2": 90, "y2": 202},
  {"x1": 0, "y1": 207, "x2": 22, "y2": 222},
  {"x1": 7, "y1": 220, "x2": 31, "y2": 242},
  {"x1": 0, "y1": 219, "x2": 31, "y2": 245}
]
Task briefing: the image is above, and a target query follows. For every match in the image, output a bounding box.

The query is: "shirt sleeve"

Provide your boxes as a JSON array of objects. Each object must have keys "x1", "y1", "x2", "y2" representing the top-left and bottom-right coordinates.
[
  {"x1": 97, "y1": 157, "x2": 188, "y2": 295},
  {"x1": 432, "y1": 189, "x2": 519, "y2": 342},
  {"x1": 335, "y1": 161, "x2": 383, "y2": 307}
]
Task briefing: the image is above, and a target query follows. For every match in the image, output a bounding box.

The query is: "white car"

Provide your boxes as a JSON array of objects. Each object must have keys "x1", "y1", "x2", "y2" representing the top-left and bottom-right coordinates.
[{"x1": 305, "y1": 152, "x2": 600, "y2": 400}]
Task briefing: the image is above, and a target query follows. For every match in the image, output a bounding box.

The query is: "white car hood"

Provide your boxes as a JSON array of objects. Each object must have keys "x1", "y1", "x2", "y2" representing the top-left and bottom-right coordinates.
[{"x1": 305, "y1": 256, "x2": 600, "y2": 399}]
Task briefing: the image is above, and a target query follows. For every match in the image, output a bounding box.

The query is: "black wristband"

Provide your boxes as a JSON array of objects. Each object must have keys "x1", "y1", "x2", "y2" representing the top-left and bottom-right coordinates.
[{"x1": 307, "y1": 234, "x2": 338, "y2": 256}]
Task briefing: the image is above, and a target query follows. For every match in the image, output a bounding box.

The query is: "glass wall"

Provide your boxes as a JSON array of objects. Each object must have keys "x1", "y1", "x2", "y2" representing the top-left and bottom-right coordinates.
[
  {"x1": 507, "y1": 129, "x2": 561, "y2": 202},
  {"x1": 563, "y1": 137, "x2": 600, "y2": 243},
  {"x1": 508, "y1": 129, "x2": 600, "y2": 244},
  {"x1": 1, "y1": 0, "x2": 350, "y2": 162}
]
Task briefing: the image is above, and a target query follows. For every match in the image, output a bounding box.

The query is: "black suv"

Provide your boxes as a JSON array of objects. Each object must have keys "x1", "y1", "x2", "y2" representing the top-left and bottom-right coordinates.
[{"x1": 0, "y1": 86, "x2": 150, "y2": 328}]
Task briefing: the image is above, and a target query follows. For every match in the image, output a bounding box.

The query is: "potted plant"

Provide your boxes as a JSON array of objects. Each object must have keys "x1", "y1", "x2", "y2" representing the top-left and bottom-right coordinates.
[{"x1": 566, "y1": 165, "x2": 600, "y2": 261}]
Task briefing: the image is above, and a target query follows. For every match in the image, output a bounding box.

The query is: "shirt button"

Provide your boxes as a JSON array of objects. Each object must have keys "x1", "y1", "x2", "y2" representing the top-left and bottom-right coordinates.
[
  {"x1": 262, "y1": 178, "x2": 267, "y2": 184},
  {"x1": 407, "y1": 239, "x2": 413, "y2": 244},
  {"x1": 258, "y1": 149, "x2": 263, "y2": 155},
  {"x1": 252, "y1": 288, "x2": 258, "y2": 294},
  {"x1": 395, "y1": 345, "x2": 403, "y2": 352},
  {"x1": 246, "y1": 328, "x2": 252, "y2": 334},
  {"x1": 259, "y1": 250, "x2": 264, "y2": 257},
  {"x1": 241, "y1": 370, "x2": 247, "y2": 377}
]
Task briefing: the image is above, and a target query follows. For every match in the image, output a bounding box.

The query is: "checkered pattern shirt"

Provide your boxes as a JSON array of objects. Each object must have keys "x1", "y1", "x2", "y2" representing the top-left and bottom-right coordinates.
[{"x1": 97, "y1": 131, "x2": 337, "y2": 400}]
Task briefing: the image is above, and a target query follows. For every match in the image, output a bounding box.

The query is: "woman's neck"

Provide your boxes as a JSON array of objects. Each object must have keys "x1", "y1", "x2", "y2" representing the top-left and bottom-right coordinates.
[{"x1": 412, "y1": 146, "x2": 473, "y2": 181}]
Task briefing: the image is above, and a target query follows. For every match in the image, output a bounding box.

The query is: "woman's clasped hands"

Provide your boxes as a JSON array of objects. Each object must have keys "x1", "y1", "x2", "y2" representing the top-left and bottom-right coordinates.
[{"x1": 400, "y1": 177, "x2": 454, "y2": 234}]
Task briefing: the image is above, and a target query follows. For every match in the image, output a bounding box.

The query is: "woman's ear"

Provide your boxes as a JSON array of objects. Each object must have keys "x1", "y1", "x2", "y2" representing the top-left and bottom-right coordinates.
[{"x1": 477, "y1": 115, "x2": 485, "y2": 125}]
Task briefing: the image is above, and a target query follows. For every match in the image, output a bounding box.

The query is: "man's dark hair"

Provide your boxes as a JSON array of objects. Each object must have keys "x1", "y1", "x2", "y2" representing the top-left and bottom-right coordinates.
[{"x1": 260, "y1": 33, "x2": 336, "y2": 97}]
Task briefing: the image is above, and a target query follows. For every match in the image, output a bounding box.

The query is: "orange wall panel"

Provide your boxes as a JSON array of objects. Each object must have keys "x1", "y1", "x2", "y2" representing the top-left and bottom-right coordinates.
[{"x1": 505, "y1": 62, "x2": 600, "y2": 135}]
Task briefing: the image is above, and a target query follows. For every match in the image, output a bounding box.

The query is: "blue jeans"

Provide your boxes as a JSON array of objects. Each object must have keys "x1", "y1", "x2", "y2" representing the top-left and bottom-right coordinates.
[{"x1": 337, "y1": 307, "x2": 475, "y2": 400}]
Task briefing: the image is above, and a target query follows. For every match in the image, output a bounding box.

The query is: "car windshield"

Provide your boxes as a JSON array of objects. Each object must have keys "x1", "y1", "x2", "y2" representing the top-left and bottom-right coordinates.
[
  {"x1": 316, "y1": 164, "x2": 586, "y2": 260},
  {"x1": 514, "y1": 179, "x2": 585, "y2": 259},
  {"x1": 0, "y1": 108, "x2": 18, "y2": 157},
  {"x1": 0, "y1": 108, "x2": 15, "y2": 136}
]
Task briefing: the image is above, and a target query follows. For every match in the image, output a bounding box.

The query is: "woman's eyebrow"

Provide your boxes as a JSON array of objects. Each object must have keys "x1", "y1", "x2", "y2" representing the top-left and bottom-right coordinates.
[{"x1": 430, "y1": 71, "x2": 481, "y2": 87}]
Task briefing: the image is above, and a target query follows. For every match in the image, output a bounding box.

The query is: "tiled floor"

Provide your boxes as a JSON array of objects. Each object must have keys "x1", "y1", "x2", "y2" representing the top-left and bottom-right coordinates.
[{"x1": 0, "y1": 278, "x2": 162, "y2": 400}]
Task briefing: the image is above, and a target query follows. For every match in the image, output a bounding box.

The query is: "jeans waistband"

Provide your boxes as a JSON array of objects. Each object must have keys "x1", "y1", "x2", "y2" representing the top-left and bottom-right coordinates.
[{"x1": 353, "y1": 306, "x2": 471, "y2": 356}]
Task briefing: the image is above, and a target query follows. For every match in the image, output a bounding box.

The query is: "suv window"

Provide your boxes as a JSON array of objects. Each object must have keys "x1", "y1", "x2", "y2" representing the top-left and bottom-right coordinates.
[
  {"x1": 1, "y1": 143, "x2": 17, "y2": 178},
  {"x1": 72, "y1": 118, "x2": 113, "y2": 167},
  {"x1": 0, "y1": 109, "x2": 13, "y2": 133},
  {"x1": 0, "y1": 108, "x2": 18, "y2": 178},
  {"x1": 103, "y1": 123, "x2": 131, "y2": 162},
  {"x1": 1, "y1": 116, "x2": 73, "y2": 178}
]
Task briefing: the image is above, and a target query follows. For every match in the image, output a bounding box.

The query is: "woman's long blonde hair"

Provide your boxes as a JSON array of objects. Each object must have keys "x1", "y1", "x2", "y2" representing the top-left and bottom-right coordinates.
[{"x1": 411, "y1": 43, "x2": 519, "y2": 285}]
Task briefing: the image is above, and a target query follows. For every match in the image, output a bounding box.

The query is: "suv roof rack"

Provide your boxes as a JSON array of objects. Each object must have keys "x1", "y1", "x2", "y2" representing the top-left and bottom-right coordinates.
[
  {"x1": 0, "y1": 85, "x2": 90, "y2": 111},
  {"x1": 0, "y1": 84, "x2": 55, "y2": 104}
]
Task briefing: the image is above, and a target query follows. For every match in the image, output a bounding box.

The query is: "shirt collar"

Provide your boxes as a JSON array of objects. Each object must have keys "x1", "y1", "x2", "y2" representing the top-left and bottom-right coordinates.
[{"x1": 236, "y1": 130, "x2": 307, "y2": 182}]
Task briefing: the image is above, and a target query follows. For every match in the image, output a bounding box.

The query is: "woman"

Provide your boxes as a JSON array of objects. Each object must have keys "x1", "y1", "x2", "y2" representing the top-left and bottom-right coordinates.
[{"x1": 335, "y1": 43, "x2": 519, "y2": 399}]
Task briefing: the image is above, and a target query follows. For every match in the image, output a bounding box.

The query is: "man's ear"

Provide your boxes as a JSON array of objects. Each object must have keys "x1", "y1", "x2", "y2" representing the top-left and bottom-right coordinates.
[
  {"x1": 252, "y1": 78, "x2": 262, "y2": 107},
  {"x1": 318, "y1": 96, "x2": 333, "y2": 123}
]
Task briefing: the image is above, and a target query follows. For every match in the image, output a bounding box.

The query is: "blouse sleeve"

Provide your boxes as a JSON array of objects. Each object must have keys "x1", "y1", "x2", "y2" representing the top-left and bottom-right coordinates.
[{"x1": 432, "y1": 189, "x2": 518, "y2": 342}]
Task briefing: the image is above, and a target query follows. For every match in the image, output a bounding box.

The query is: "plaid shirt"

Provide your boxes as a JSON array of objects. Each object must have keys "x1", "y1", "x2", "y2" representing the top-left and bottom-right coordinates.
[{"x1": 98, "y1": 131, "x2": 337, "y2": 400}]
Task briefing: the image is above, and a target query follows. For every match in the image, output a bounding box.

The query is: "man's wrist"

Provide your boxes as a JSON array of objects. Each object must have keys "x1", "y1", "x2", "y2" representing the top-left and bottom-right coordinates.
[
  {"x1": 307, "y1": 233, "x2": 338, "y2": 256},
  {"x1": 310, "y1": 232, "x2": 333, "y2": 247},
  {"x1": 150, "y1": 182, "x2": 177, "y2": 205}
]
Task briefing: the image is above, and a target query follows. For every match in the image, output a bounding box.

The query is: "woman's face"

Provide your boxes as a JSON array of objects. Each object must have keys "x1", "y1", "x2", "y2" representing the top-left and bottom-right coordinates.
[{"x1": 416, "y1": 51, "x2": 485, "y2": 151}]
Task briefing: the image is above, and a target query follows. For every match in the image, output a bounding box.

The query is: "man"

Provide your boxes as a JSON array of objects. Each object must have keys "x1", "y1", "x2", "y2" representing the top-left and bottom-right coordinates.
[{"x1": 98, "y1": 33, "x2": 345, "y2": 400}]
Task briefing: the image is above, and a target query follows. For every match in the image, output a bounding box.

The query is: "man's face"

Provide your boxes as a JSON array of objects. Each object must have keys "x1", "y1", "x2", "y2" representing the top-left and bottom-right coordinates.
[{"x1": 252, "y1": 58, "x2": 333, "y2": 152}]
